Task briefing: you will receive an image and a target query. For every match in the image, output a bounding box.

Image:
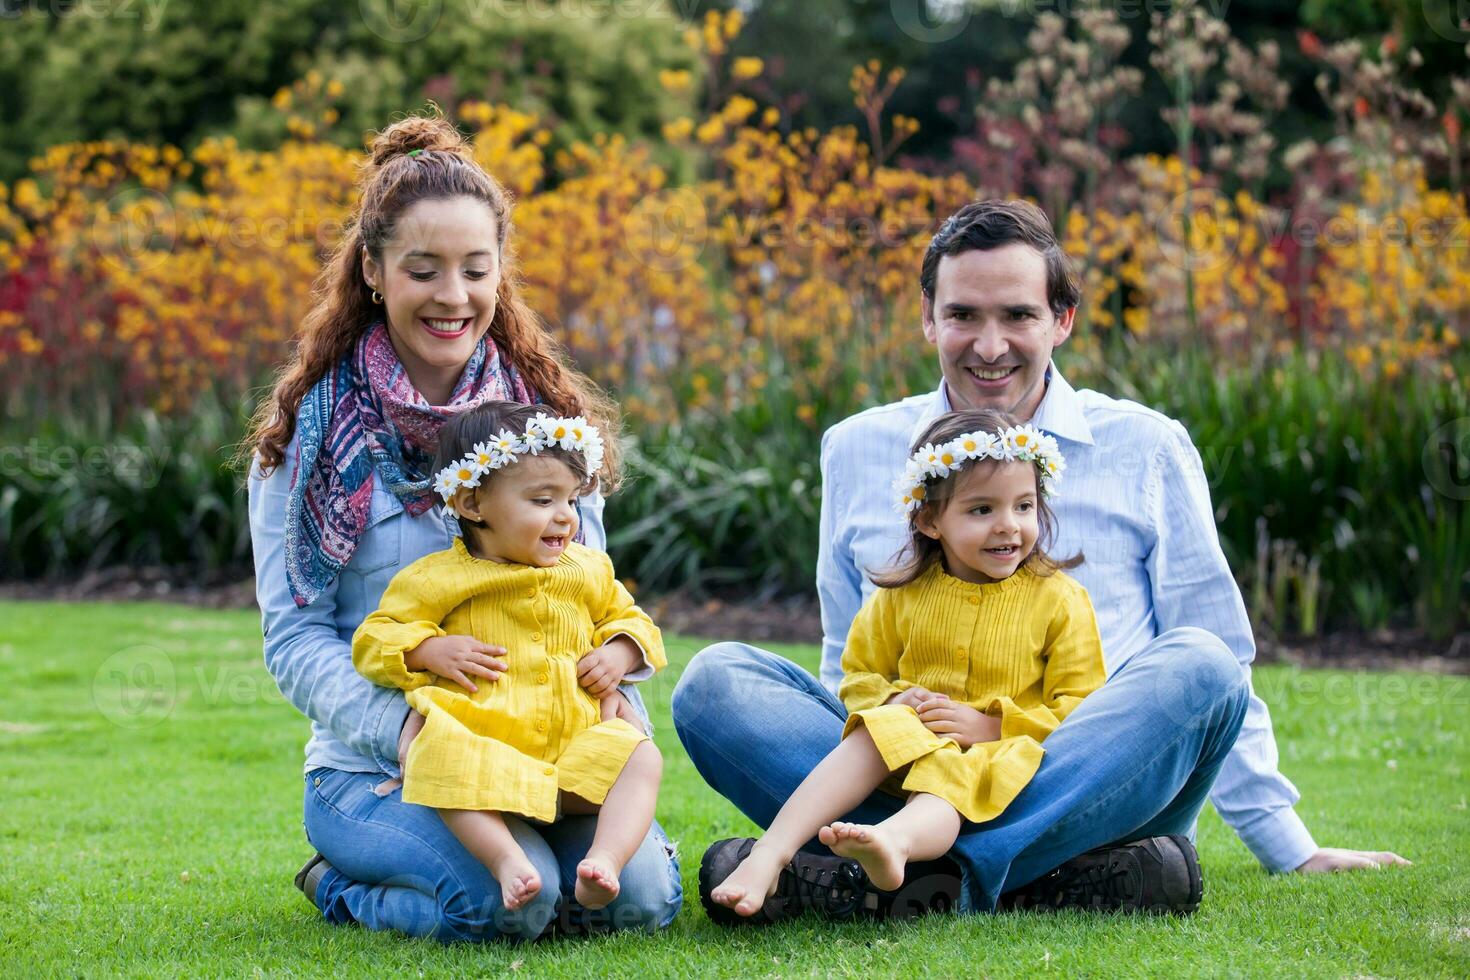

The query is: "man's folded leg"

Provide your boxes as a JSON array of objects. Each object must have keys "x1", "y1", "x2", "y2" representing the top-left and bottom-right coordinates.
[
  {"x1": 671, "y1": 641, "x2": 902, "y2": 832},
  {"x1": 958, "y1": 626, "x2": 1251, "y2": 911}
]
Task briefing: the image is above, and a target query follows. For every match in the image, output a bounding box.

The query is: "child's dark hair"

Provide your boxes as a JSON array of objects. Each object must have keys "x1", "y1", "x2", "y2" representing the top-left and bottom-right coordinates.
[
  {"x1": 432, "y1": 401, "x2": 619, "y2": 500},
  {"x1": 870, "y1": 409, "x2": 1082, "y2": 588}
]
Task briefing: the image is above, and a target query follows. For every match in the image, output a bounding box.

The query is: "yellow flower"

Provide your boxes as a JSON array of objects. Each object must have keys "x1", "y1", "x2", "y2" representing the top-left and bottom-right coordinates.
[{"x1": 731, "y1": 57, "x2": 764, "y2": 81}]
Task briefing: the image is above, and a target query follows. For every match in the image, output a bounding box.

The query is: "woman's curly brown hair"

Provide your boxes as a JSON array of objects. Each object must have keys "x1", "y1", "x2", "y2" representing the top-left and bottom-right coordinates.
[{"x1": 238, "y1": 108, "x2": 621, "y2": 490}]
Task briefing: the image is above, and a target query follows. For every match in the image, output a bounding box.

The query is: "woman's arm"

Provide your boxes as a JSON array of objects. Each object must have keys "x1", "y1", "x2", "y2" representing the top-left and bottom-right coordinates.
[{"x1": 247, "y1": 446, "x2": 411, "y2": 775}]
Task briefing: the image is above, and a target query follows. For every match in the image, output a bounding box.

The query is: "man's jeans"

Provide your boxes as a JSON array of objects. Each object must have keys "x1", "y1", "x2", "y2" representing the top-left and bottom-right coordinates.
[
  {"x1": 303, "y1": 768, "x2": 682, "y2": 942},
  {"x1": 671, "y1": 626, "x2": 1249, "y2": 911}
]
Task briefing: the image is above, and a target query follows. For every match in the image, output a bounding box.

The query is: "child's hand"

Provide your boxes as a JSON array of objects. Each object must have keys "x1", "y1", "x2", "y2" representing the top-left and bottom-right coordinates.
[
  {"x1": 578, "y1": 637, "x2": 642, "y2": 699},
  {"x1": 885, "y1": 686, "x2": 937, "y2": 710},
  {"x1": 404, "y1": 635, "x2": 508, "y2": 693},
  {"x1": 396, "y1": 708, "x2": 426, "y2": 765},
  {"x1": 917, "y1": 694, "x2": 1002, "y2": 748},
  {"x1": 599, "y1": 691, "x2": 648, "y2": 734}
]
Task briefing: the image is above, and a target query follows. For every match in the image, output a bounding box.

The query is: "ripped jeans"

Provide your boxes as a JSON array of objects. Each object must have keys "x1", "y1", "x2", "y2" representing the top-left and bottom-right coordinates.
[{"x1": 302, "y1": 767, "x2": 682, "y2": 942}]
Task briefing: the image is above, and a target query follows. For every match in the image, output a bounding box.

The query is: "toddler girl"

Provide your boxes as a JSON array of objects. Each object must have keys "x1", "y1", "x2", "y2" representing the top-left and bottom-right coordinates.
[
  {"x1": 353, "y1": 401, "x2": 663, "y2": 913},
  {"x1": 710, "y1": 408, "x2": 1106, "y2": 919}
]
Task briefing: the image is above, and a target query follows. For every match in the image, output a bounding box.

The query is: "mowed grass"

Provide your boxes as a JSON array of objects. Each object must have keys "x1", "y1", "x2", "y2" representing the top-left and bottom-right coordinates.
[{"x1": 1, "y1": 600, "x2": 1467, "y2": 978}]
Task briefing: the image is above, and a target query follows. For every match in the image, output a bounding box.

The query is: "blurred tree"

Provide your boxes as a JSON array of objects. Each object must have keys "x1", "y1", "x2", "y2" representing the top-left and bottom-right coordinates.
[{"x1": 0, "y1": 0, "x2": 696, "y2": 179}]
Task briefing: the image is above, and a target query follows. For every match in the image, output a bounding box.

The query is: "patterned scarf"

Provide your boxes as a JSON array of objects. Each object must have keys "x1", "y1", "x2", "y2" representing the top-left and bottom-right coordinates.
[{"x1": 284, "y1": 320, "x2": 533, "y2": 607}]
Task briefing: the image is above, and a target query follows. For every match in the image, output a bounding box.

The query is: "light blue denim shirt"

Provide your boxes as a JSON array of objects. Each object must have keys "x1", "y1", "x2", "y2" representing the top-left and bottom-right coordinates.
[
  {"x1": 248, "y1": 427, "x2": 648, "y2": 779},
  {"x1": 815, "y1": 366, "x2": 1317, "y2": 873}
]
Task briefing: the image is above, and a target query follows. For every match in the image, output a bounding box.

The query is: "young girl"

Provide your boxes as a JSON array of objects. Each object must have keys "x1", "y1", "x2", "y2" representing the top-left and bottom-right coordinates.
[
  {"x1": 353, "y1": 401, "x2": 664, "y2": 914},
  {"x1": 709, "y1": 408, "x2": 1107, "y2": 919}
]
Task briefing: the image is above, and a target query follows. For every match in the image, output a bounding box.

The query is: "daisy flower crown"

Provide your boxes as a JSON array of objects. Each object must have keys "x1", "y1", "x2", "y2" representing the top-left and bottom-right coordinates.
[
  {"x1": 433, "y1": 413, "x2": 605, "y2": 517},
  {"x1": 894, "y1": 423, "x2": 1066, "y2": 514}
]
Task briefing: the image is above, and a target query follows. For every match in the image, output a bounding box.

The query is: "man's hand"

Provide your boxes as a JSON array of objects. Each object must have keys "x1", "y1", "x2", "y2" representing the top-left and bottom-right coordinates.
[
  {"x1": 579, "y1": 636, "x2": 643, "y2": 699},
  {"x1": 404, "y1": 635, "x2": 508, "y2": 693},
  {"x1": 885, "y1": 686, "x2": 937, "y2": 710},
  {"x1": 917, "y1": 693, "x2": 1002, "y2": 749},
  {"x1": 1294, "y1": 847, "x2": 1411, "y2": 873},
  {"x1": 397, "y1": 708, "x2": 426, "y2": 765}
]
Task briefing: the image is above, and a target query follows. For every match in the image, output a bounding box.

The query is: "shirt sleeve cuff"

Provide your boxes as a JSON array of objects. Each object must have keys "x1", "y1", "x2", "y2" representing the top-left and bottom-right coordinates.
[
  {"x1": 371, "y1": 694, "x2": 413, "y2": 780},
  {"x1": 1236, "y1": 805, "x2": 1318, "y2": 873},
  {"x1": 607, "y1": 631, "x2": 657, "y2": 682}
]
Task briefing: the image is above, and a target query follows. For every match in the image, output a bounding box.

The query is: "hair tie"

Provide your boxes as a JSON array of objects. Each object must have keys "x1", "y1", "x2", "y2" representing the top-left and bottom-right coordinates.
[{"x1": 407, "y1": 148, "x2": 423, "y2": 158}]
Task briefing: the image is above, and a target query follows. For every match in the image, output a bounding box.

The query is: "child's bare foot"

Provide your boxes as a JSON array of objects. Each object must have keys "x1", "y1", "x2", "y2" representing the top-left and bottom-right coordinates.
[
  {"x1": 575, "y1": 852, "x2": 622, "y2": 910},
  {"x1": 820, "y1": 822, "x2": 907, "y2": 891},
  {"x1": 491, "y1": 854, "x2": 542, "y2": 911},
  {"x1": 709, "y1": 844, "x2": 785, "y2": 917}
]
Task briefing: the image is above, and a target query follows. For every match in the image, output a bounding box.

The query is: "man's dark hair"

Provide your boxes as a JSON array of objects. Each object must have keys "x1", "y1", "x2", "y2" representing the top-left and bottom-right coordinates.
[{"x1": 919, "y1": 199, "x2": 1082, "y2": 317}]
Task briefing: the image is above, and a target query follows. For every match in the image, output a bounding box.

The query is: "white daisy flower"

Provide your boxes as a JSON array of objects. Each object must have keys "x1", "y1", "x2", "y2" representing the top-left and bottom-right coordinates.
[
  {"x1": 449, "y1": 460, "x2": 483, "y2": 489},
  {"x1": 433, "y1": 469, "x2": 461, "y2": 501},
  {"x1": 470, "y1": 441, "x2": 497, "y2": 471},
  {"x1": 914, "y1": 442, "x2": 950, "y2": 479},
  {"x1": 491, "y1": 429, "x2": 523, "y2": 463}
]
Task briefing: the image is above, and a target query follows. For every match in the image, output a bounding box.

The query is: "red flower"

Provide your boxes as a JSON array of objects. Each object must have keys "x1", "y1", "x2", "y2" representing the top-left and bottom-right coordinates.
[{"x1": 1297, "y1": 30, "x2": 1323, "y2": 58}]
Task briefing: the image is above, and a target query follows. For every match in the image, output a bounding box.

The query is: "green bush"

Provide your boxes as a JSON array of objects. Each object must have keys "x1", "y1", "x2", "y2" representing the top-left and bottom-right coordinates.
[{"x1": 3, "y1": 346, "x2": 1466, "y2": 641}]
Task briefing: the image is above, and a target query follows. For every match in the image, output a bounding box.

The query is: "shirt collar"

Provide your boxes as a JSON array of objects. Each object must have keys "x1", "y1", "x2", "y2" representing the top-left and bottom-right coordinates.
[{"x1": 923, "y1": 363, "x2": 1095, "y2": 447}]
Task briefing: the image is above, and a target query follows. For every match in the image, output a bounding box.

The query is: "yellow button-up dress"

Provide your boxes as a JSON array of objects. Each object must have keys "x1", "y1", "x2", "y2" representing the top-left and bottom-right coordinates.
[
  {"x1": 352, "y1": 537, "x2": 664, "y2": 822},
  {"x1": 839, "y1": 562, "x2": 1105, "y2": 824}
]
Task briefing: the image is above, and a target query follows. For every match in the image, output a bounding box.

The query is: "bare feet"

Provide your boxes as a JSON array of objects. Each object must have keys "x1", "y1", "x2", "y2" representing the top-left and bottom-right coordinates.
[
  {"x1": 709, "y1": 845, "x2": 785, "y2": 917},
  {"x1": 820, "y1": 822, "x2": 907, "y2": 891},
  {"x1": 575, "y1": 852, "x2": 622, "y2": 910},
  {"x1": 491, "y1": 854, "x2": 542, "y2": 911}
]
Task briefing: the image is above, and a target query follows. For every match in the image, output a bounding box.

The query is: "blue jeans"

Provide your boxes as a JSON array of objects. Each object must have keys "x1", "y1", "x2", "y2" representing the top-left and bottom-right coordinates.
[
  {"x1": 303, "y1": 767, "x2": 682, "y2": 942},
  {"x1": 671, "y1": 626, "x2": 1249, "y2": 912}
]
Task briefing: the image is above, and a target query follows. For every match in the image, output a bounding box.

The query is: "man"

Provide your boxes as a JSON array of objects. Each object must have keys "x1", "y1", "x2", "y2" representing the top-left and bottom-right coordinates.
[{"x1": 672, "y1": 199, "x2": 1408, "y2": 920}]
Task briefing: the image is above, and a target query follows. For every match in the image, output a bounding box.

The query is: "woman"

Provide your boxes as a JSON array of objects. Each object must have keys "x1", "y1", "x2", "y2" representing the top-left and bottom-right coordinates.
[{"x1": 244, "y1": 113, "x2": 681, "y2": 942}]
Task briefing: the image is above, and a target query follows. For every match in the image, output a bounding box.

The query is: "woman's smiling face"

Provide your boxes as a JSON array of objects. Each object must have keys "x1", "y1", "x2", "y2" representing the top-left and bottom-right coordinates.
[{"x1": 362, "y1": 195, "x2": 502, "y2": 404}]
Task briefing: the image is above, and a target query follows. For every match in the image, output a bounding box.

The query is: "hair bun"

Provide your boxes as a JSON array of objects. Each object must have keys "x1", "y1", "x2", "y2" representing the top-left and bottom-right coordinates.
[{"x1": 367, "y1": 112, "x2": 471, "y2": 168}]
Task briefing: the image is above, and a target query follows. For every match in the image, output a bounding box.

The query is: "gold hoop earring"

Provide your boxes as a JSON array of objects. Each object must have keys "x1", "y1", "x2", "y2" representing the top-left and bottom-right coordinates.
[{"x1": 370, "y1": 290, "x2": 383, "y2": 305}]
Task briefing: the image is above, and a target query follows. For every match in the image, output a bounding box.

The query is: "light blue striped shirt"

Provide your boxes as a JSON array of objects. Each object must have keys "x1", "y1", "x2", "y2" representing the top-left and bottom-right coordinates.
[{"x1": 816, "y1": 365, "x2": 1316, "y2": 872}]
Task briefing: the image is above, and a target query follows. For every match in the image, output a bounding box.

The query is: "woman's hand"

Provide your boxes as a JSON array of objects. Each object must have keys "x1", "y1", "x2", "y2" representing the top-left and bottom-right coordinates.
[
  {"x1": 578, "y1": 636, "x2": 642, "y2": 699},
  {"x1": 917, "y1": 694, "x2": 1001, "y2": 749},
  {"x1": 404, "y1": 635, "x2": 508, "y2": 693}
]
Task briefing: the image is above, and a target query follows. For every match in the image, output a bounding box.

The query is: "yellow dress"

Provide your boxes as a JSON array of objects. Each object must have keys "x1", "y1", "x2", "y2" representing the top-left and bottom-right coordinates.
[
  {"x1": 839, "y1": 562, "x2": 1105, "y2": 824},
  {"x1": 352, "y1": 537, "x2": 664, "y2": 822}
]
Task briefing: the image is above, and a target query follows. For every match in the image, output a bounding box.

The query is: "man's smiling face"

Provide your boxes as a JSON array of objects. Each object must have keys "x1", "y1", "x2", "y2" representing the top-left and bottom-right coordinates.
[{"x1": 921, "y1": 242, "x2": 1075, "y2": 422}]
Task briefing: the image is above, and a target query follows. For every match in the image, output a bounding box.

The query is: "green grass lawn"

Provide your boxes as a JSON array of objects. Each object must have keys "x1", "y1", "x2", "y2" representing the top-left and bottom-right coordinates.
[{"x1": 1, "y1": 600, "x2": 1467, "y2": 977}]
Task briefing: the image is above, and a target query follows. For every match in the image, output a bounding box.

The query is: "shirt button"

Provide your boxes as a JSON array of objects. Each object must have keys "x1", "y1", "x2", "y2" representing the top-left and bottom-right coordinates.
[
  {"x1": 543, "y1": 766, "x2": 555, "y2": 776},
  {"x1": 966, "y1": 596, "x2": 979, "y2": 605},
  {"x1": 531, "y1": 631, "x2": 543, "y2": 642},
  {"x1": 536, "y1": 720, "x2": 548, "y2": 732},
  {"x1": 537, "y1": 672, "x2": 549, "y2": 684},
  {"x1": 955, "y1": 646, "x2": 967, "y2": 658},
  {"x1": 525, "y1": 588, "x2": 536, "y2": 598}
]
